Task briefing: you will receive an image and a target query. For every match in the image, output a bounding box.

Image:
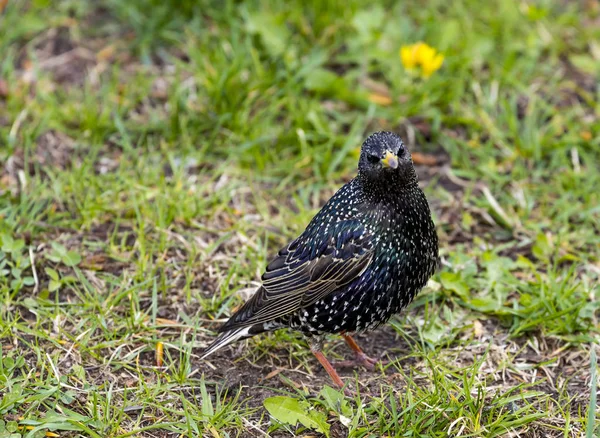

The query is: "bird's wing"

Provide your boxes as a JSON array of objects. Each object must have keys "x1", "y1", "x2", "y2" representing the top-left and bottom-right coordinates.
[{"x1": 219, "y1": 220, "x2": 374, "y2": 332}]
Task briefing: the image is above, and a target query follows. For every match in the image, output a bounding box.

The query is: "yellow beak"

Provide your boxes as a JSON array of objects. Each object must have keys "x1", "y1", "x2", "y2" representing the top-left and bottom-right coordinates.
[{"x1": 381, "y1": 151, "x2": 398, "y2": 169}]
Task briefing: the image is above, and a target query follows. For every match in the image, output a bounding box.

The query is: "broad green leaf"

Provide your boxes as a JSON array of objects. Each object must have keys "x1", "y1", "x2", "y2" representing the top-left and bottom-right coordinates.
[
  {"x1": 570, "y1": 55, "x2": 599, "y2": 75},
  {"x1": 319, "y1": 386, "x2": 343, "y2": 411},
  {"x1": 421, "y1": 316, "x2": 446, "y2": 344},
  {"x1": 10, "y1": 268, "x2": 21, "y2": 280},
  {"x1": 319, "y1": 385, "x2": 352, "y2": 418},
  {"x1": 245, "y1": 11, "x2": 291, "y2": 59},
  {"x1": 304, "y1": 68, "x2": 342, "y2": 93},
  {"x1": 1, "y1": 235, "x2": 25, "y2": 254},
  {"x1": 50, "y1": 242, "x2": 68, "y2": 256},
  {"x1": 49, "y1": 280, "x2": 61, "y2": 292},
  {"x1": 45, "y1": 267, "x2": 59, "y2": 281},
  {"x1": 264, "y1": 396, "x2": 329, "y2": 435},
  {"x1": 532, "y1": 233, "x2": 552, "y2": 261},
  {"x1": 440, "y1": 272, "x2": 469, "y2": 298},
  {"x1": 469, "y1": 296, "x2": 501, "y2": 312},
  {"x1": 351, "y1": 7, "x2": 385, "y2": 42},
  {"x1": 71, "y1": 364, "x2": 86, "y2": 382},
  {"x1": 63, "y1": 251, "x2": 82, "y2": 267}
]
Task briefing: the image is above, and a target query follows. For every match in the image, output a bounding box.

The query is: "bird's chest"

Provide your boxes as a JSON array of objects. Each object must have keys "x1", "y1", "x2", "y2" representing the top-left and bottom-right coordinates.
[
  {"x1": 383, "y1": 219, "x2": 437, "y2": 285},
  {"x1": 361, "y1": 215, "x2": 435, "y2": 304}
]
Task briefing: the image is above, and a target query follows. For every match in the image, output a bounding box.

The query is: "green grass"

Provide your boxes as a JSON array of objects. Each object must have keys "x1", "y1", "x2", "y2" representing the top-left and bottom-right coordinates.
[{"x1": 0, "y1": 0, "x2": 599, "y2": 436}]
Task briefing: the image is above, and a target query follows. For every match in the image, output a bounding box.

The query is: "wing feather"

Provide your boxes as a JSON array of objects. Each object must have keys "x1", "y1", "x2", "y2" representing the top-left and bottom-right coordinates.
[{"x1": 219, "y1": 220, "x2": 373, "y2": 332}]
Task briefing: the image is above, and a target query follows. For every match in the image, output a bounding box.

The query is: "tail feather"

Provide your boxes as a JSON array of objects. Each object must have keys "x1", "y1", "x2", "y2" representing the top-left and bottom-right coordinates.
[
  {"x1": 201, "y1": 319, "x2": 286, "y2": 360},
  {"x1": 200, "y1": 326, "x2": 253, "y2": 360}
]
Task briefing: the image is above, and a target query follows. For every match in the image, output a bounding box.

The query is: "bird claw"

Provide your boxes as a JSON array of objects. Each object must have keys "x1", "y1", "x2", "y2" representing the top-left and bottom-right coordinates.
[
  {"x1": 360, "y1": 353, "x2": 381, "y2": 367},
  {"x1": 333, "y1": 352, "x2": 384, "y2": 371}
]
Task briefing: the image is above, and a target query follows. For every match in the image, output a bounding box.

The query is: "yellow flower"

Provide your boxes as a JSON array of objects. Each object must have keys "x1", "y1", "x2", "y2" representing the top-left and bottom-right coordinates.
[
  {"x1": 399, "y1": 42, "x2": 444, "y2": 78},
  {"x1": 400, "y1": 45, "x2": 419, "y2": 70}
]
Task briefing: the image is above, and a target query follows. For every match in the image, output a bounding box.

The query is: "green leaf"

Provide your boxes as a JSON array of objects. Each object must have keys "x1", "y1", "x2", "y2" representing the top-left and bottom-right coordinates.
[
  {"x1": 469, "y1": 296, "x2": 501, "y2": 312},
  {"x1": 438, "y1": 19, "x2": 461, "y2": 50},
  {"x1": 532, "y1": 233, "x2": 552, "y2": 261},
  {"x1": 60, "y1": 391, "x2": 76, "y2": 404},
  {"x1": 245, "y1": 11, "x2": 291, "y2": 59},
  {"x1": 515, "y1": 255, "x2": 536, "y2": 270},
  {"x1": 570, "y1": 55, "x2": 599, "y2": 75},
  {"x1": 49, "y1": 280, "x2": 61, "y2": 292},
  {"x1": 22, "y1": 298, "x2": 38, "y2": 309},
  {"x1": 71, "y1": 364, "x2": 86, "y2": 382},
  {"x1": 421, "y1": 315, "x2": 446, "y2": 344},
  {"x1": 62, "y1": 251, "x2": 81, "y2": 267},
  {"x1": 351, "y1": 7, "x2": 385, "y2": 42},
  {"x1": 1, "y1": 235, "x2": 24, "y2": 254},
  {"x1": 2, "y1": 357, "x2": 14, "y2": 370},
  {"x1": 526, "y1": 5, "x2": 548, "y2": 20},
  {"x1": 45, "y1": 252, "x2": 62, "y2": 263},
  {"x1": 578, "y1": 301, "x2": 600, "y2": 321},
  {"x1": 440, "y1": 272, "x2": 469, "y2": 298},
  {"x1": 5, "y1": 421, "x2": 17, "y2": 433},
  {"x1": 319, "y1": 386, "x2": 343, "y2": 411},
  {"x1": 45, "y1": 267, "x2": 59, "y2": 281},
  {"x1": 319, "y1": 385, "x2": 352, "y2": 417},
  {"x1": 0, "y1": 384, "x2": 24, "y2": 414},
  {"x1": 10, "y1": 268, "x2": 21, "y2": 280},
  {"x1": 264, "y1": 396, "x2": 329, "y2": 435},
  {"x1": 519, "y1": 293, "x2": 532, "y2": 306},
  {"x1": 304, "y1": 68, "x2": 342, "y2": 93},
  {"x1": 50, "y1": 242, "x2": 68, "y2": 256}
]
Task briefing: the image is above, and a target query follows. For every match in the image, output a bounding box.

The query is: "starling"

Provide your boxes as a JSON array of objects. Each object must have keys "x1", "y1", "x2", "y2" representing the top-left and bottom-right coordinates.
[{"x1": 201, "y1": 131, "x2": 438, "y2": 390}]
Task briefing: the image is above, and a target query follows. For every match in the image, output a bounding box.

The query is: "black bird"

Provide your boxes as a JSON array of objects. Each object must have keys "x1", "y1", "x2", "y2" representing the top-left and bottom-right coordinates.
[{"x1": 201, "y1": 132, "x2": 438, "y2": 389}]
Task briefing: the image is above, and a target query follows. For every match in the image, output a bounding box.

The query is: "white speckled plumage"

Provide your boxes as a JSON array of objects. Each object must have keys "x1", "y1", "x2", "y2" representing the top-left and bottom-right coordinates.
[{"x1": 201, "y1": 131, "x2": 438, "y2": 360}]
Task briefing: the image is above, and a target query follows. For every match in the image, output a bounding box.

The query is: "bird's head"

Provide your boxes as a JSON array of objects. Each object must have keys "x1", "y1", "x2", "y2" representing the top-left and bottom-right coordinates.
[{"x1": 358, "y1": 132, "x2": 414, "y2": 184}]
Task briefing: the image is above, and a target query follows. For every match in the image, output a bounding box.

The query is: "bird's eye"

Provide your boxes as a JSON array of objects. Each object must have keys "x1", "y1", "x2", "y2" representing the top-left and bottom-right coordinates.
[{"x1": 367, "y1": 154, "x2": 380, "y2": 164}]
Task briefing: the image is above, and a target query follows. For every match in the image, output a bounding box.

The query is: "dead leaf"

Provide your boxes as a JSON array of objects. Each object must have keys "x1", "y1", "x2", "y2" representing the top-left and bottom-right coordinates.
[
  {"x1": 473, "y1": 320, "x2": 484, "y2": 337},
  {"x1": 368, "y1": 93, "x2": 392, "y2": 106},
  {"x1": 263, "y1": 369, "x2": 282, "y2": 380},
  {"x1": 411, "y1": 151, "x2": 440, "y2": 166},
  {"x1": 97, "y1": 45, "x2": 116, "y2": 62},
  {"x1": 208, "y1": 426, "x2": 221, "y2": 438},
  {"x1": 0, "y1": 79, "x2": 8, "y2": 98},
  {"x1": 80, "y1": 254, "x2": 107, "y2": 270},
  {"x1": 156, "y1": 341, "x2": 164, "y2": 367},
  {"x1": 155, "y1": 317, "x2": 179, "y2": 325}
]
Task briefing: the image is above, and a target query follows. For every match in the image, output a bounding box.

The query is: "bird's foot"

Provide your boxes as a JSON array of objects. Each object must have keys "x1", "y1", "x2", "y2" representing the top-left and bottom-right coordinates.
[
  {"x1": 342, "y1": 386, "x2": 355, "y2": 397},
  {"x1": 333, "y1": 352, "x2": 384, "y2": 371}
]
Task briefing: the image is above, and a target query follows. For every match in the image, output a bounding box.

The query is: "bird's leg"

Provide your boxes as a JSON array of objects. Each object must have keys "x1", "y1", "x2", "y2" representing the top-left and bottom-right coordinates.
[
  {"x1": 332, "y1": 334, "x2": 381, "y2": 371},
  {"x1": 312, "y1": 350, "x2": 345, "y2": 387},
  {"x1": 343, "y1": 334, "x2": 379, "y2": 366},
  {"x1": 309, "y1": 340, "x2": 352, "y2": 396}
]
